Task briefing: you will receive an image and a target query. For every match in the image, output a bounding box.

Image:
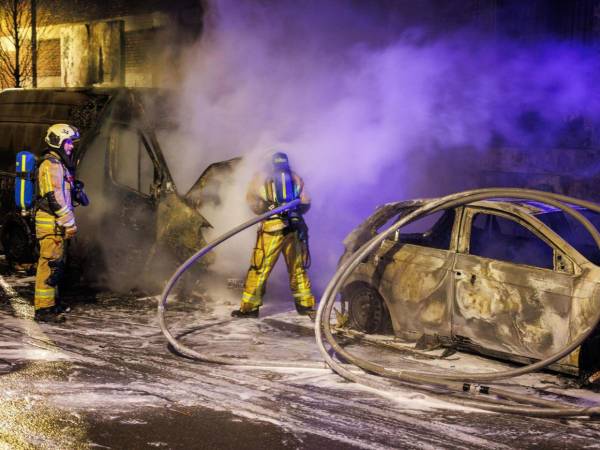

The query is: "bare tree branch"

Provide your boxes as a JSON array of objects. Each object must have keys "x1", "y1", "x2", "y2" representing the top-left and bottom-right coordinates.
[
  {"x1": 0, "y1": 0, "x2": 49, "y2": 87},
  {"x1": 0, "y1": 50, "x2": 16, "y2": 78}
]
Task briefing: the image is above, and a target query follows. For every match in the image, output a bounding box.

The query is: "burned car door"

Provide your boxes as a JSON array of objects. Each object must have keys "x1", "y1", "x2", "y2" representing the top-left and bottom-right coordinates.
[
  {"x1": 452, "y1": 208, "x2": 575, "y2": 360},
  {"x1": 375, "y1": 209, "x2": 459, "y2": 340},
  {"x1": 104, "y1": 125, "x2": 159, "y2": 280}
]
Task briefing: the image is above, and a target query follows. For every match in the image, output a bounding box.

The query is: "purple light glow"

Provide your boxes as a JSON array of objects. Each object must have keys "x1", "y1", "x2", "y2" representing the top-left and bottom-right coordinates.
[{"x1": 166, "y1": 0, "x2": 600, "y2": 292}]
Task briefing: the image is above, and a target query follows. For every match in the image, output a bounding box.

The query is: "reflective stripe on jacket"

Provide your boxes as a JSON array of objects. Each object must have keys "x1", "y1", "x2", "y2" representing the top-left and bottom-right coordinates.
[{"x1": 37, "y1": 152, "x2": 75, "y2": 228}]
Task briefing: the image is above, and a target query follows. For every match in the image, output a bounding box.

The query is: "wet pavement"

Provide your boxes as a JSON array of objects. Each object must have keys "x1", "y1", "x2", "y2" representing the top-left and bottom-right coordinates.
[{"x1": 2, "y1": 267, "x2": 600, "y2": 449}]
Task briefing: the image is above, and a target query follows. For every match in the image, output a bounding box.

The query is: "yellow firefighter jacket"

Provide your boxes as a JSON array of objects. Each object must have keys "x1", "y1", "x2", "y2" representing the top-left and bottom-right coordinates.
[{"x1": 36, "y1": 151, "x2": 75, "y2": 230}]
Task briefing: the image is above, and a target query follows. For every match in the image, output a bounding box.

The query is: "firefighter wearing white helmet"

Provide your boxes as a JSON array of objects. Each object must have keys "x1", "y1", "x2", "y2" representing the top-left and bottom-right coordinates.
[{"x1": 34, "y1": 123, "x2": 80, "y2": 323}]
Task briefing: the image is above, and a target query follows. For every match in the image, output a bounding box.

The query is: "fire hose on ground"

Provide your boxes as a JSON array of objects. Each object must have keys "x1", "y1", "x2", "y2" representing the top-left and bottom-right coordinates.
[
  {"x1": 158, "y1": 188, "x2": 600, "y2": 417},
  {"x1": 158, "y1": 198, "x2": 326, "y2": 369}
]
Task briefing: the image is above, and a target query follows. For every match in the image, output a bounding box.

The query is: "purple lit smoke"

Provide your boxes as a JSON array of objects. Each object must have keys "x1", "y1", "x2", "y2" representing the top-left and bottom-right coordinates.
[{"x1": 164, "y1": 0, "x2": 600, "y2": 293}]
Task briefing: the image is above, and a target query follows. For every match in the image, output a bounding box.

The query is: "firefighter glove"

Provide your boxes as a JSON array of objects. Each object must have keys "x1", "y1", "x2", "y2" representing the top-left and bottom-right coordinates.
[
  {"x1": 71, "y1": 180, "x2": 90, "y2": 207},
  {"x1": 64, "y1": 224, "x2": 77, "y2": 239}
]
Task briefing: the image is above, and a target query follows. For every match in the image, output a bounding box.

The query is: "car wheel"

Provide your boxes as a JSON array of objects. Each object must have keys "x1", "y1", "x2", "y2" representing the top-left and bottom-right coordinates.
[{"x1": 346, "y1": 283, "x2": 390, "y2": 334}]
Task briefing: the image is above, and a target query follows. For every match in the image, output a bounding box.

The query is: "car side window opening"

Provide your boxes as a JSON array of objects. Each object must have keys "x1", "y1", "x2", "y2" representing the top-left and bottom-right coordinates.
[
  {"x1": 538, "y1": 209, "x2": 600, "y2": 265},
  {"x1": 395, "y1": 209, "x2": 456, "y2": 251},
  {"x1": 112, "y1": 127, "x2": 155, "y2": 195},
  {"x1": 469, "y1": 213, "x2": 554, "y2": 270}
]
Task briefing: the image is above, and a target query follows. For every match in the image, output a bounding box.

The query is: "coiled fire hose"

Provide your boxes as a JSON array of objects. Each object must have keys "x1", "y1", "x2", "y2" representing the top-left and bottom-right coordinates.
[
  {"x1": 159, "y1": 188, "x2": 600, "y2": 416},
  {"x1": 315, "y1": 188, "x2": 600, "y2": 417},
  {"x1": 158, "y1": 198, "x2": 327, "y2": 369}
]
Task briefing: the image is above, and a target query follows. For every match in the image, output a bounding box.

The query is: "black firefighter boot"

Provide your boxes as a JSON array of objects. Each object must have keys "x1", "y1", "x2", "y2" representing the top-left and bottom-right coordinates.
[
  {"x1": 295, "y1": 303, "x2": 316, "y2": 320},
  {"x1": 231, "y1": 308, "x2": 260, "y2": 318},
  {"x1": 34, "y1": 306, "x2": 66, "y2": 324}
]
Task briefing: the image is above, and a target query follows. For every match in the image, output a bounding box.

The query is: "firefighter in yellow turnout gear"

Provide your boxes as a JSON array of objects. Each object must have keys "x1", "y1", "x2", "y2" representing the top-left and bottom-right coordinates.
[
  {"x1": 34, "y1": 124, "x2": 80, "y2": 323},
  {"x1": 232, "y1": 152, "x2": 316, "y2": 318}
]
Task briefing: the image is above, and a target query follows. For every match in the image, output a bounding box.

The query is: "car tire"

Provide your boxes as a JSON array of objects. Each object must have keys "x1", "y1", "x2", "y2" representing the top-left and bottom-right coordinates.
[{"x1": 345, "y1": 283, "x2": 391, "y2": 334}]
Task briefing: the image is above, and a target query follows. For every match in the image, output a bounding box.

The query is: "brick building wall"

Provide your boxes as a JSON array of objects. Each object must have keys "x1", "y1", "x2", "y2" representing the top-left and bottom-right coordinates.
[
  {"x1": 45, "y1": 0, "x2": 203, "y2": 26},
  {"x1": 0, "y1": 0, "x2": 203, "y2": 89},
  {"x1": 124, "y1": 29, "x2": 158, "y2": 86},
  {"x1": 37, "y1": 40, "x2": 60, "y2": 77}
]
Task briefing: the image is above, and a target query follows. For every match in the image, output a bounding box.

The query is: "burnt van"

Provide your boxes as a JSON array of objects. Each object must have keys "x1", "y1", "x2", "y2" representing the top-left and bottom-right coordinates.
[{"x1": 0, "y1": 88, "x2": 231, "y2": 291}]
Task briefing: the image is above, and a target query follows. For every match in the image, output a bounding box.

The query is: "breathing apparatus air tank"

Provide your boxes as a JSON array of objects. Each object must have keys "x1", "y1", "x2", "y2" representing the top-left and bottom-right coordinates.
[{"x1": 14, "y1": 150, "x2": 37, "y2": 214}]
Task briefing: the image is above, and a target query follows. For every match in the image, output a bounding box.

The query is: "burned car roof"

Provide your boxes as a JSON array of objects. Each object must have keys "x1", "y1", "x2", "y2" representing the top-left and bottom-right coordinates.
[
  {"x1": 344, "y1": 197, "x2": 599, "y2": 252},
  {"x1": 469, "y1": 199, "x2": 589, "y2": 215}
]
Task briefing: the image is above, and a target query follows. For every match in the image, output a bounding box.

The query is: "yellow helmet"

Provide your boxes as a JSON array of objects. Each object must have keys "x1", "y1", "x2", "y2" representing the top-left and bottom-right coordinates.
[{"x1": 45, "y1": 123, "x2": 80, "y2": 149}]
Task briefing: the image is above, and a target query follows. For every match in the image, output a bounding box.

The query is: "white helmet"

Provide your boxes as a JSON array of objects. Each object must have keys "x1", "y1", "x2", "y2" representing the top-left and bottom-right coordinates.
[{"x1": 45, "y1": 123, "x2": 80, "y2": 149}]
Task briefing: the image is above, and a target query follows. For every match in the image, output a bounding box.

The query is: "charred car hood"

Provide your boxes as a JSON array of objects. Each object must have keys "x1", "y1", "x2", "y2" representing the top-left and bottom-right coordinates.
[{"x1": 184, "y1": 157, "x2": 241, "y2": 211}]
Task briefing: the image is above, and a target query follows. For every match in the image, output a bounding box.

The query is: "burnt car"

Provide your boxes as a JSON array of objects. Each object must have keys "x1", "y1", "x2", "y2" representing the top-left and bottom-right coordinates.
[
  {"x1": 340, "y1": 198, "x2": 600, "y2": 377},
  {"x1": 0, "y1": 88, "x2": 232, "y2": 291}
]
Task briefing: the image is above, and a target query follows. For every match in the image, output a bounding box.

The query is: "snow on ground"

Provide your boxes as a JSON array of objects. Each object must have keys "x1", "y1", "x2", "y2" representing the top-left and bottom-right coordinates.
[{"x1": 2, "y1": 268, "x2": 600, "y2": 448}]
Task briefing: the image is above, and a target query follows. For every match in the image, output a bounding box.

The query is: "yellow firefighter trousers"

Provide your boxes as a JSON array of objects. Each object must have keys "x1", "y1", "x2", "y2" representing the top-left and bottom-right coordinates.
[
  {"x1": 241, "y1": 227, "x2": 315, "y2": 312},
  {"x1": 34, "y1": 213, "x2": 64, "y2": 310}
]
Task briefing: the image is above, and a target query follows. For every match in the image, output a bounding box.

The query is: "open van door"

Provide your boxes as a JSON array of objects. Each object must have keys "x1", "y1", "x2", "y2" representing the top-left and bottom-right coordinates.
[{"x1": 100, "y1": 124, "x2": 161, "y2": 288}]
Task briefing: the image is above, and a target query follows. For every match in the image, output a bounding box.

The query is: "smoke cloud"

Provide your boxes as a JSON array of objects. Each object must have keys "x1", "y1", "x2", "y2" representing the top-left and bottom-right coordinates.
[{"x1": 160, "y1": 0, "x2": 600, "y2": 294}]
